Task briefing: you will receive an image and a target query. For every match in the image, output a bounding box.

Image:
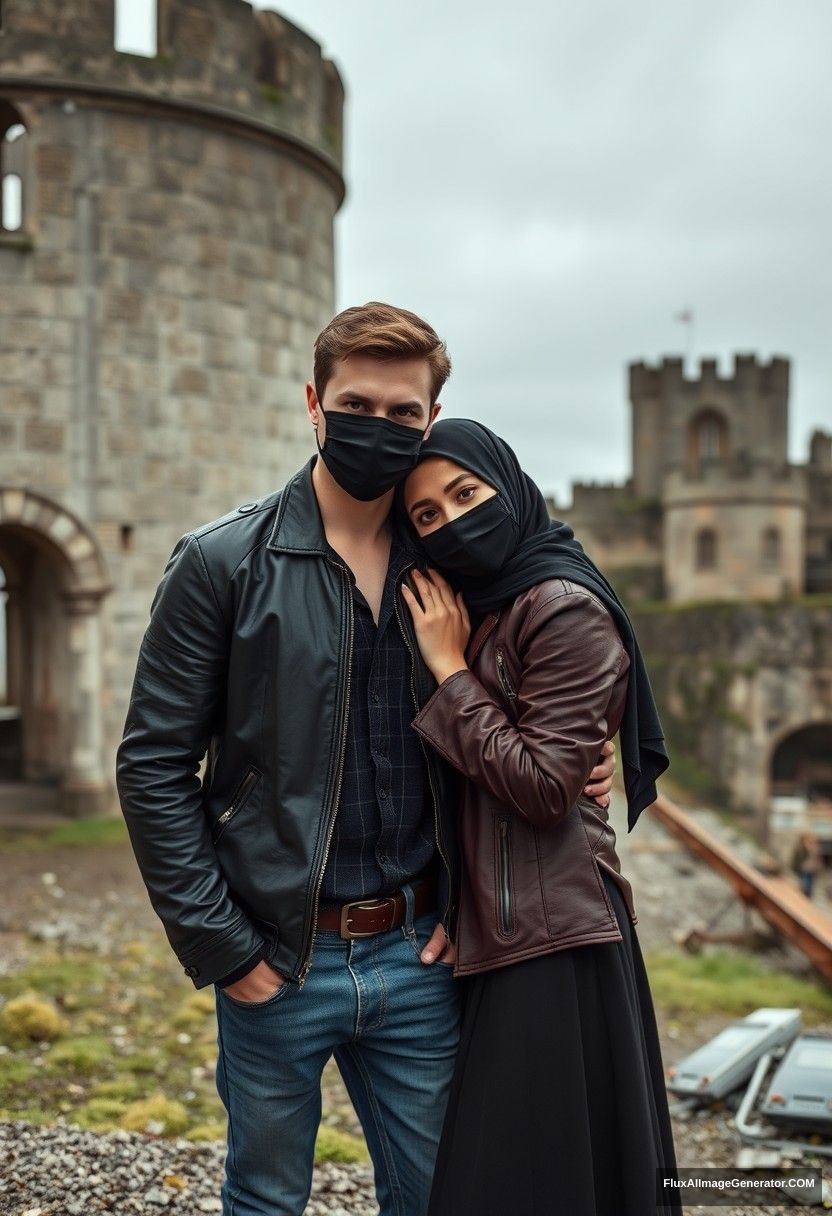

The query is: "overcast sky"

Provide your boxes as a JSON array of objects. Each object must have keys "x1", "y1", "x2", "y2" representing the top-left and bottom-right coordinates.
[{"x1": 120, "y1": 1, "x2": 832, "y2": 504}]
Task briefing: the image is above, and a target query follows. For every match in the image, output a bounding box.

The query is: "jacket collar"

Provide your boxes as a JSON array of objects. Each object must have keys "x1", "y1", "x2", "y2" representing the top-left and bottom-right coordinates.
[
  {"x1": 267, "y1": 456, "x2": 420, "y2": 561},
  {"x1": 267, "y1": 458, "x2": 328, "y2": 554}
]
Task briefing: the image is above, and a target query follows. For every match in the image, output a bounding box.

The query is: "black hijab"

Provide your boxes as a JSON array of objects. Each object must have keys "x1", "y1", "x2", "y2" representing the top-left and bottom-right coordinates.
[{"x1": 400, "y1": 418, "x2": 669, "y2": 831}]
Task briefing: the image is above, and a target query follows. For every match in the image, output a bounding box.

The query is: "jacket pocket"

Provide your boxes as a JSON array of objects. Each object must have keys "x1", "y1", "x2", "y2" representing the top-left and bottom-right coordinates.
[
  {"x1": 495, "y1": 815, "x2": 515, "y2": 937},
  {"x1": 212, "y1": 766, "x2": 262, "y2": 845},
  {"x1": 495, "y1": 647, "x2": 517, "y2": 701}
]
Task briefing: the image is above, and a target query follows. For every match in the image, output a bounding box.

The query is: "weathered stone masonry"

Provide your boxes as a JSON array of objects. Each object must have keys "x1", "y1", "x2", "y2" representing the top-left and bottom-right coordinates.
[{"x1": 0, "y1": 0, "x2": 345, "y2": 813}]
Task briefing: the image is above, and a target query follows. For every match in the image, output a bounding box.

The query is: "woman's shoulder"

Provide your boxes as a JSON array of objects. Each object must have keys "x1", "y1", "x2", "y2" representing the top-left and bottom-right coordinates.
[
  {"x1": 510, "y1": 579, "x2": 629, "y2": 664},
  {"x1": 513, "y1": 576, "x2": 610, "y2": 618}
]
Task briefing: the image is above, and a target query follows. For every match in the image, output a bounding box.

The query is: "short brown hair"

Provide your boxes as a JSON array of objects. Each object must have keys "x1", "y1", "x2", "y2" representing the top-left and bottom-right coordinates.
[{"x1": 313, "y1": 301, "x2": 451, "y2": 406}]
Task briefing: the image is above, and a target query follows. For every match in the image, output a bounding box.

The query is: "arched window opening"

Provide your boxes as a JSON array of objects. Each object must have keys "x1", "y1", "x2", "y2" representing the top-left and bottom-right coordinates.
[
  {"x1": 115, "y1": 0, "x2": 157, "y2": 57},
  {"x1": 1, "y1": 101, "x2": 27, "y2": 234},
  {"x1": 762, "y1": 527, "x2": 781, "y2": 569},
  {"x1": 700, "y1": 416, "x2": 722, "y2": 460},
  {"x1": 695, "y1": 527, "x2": 717, "y2": 570},
  {"x1": 687, "y1": 408, "x2": 730, "y2": 473}
]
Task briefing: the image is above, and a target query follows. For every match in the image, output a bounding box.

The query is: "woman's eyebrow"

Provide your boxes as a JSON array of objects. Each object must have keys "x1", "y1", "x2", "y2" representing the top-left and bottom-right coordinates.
[
  {"x1": 408, "y1": 473, "x2": 475, "y2": 515},
  {"x1": 408, "y1": 497, "x2": 433, "y2": 515},
  {"x1": 443, "y1": 473, "x2": 471, "y2": 494}
]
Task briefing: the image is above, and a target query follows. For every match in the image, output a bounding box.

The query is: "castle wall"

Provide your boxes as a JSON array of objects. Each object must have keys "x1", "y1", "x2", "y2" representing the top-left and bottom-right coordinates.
[
  {"x1": 631, "y1": 598, "x2": 832, "y2": 833},
  {"x1": 548, "y1": 482, "x2": 664, "y2": 601},
  {"x1": 806, "y1": 434, "x2": 832, "y2": 592},
  {"x1": 0, "y1": 0, "x2": 345, "y2": 812}
]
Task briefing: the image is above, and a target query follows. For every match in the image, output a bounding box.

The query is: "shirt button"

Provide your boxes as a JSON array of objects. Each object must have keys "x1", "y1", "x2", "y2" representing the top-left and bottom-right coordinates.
[
  {"x1": 372, "y1": 692, "x2": 380, "y2": 703},
  {"x1": 379, "y1": 790, "x2": 388, "y2": 800}
]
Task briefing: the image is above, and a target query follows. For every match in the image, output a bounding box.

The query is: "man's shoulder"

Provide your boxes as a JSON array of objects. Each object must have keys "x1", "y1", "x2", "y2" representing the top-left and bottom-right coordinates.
[
  {"x1": 184, "y1": 482, "x2": 288, "y2": 577},
  {"x1": 190, "y1": 487, "x2": 283, "y2": 545}
]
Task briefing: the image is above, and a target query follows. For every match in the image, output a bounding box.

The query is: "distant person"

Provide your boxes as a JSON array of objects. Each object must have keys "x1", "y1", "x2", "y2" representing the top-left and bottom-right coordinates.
[
  {"x1": 398, "y1": 418, "x2": 680, "y2": 1216},
  {"x1": 791, "y1": 830, "x2": 823, "y2": 899},
  {"x1": 115, "y1": 303, "x2": 619, "y2": 1216}
]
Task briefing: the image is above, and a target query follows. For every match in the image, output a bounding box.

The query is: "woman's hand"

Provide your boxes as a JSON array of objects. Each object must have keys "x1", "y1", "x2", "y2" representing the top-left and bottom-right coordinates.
[{"x1": 401, "y1": 568, "x2": 471, "y2": 685}]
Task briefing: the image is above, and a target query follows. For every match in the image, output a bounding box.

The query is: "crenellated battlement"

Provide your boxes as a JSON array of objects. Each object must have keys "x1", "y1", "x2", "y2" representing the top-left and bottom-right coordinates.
[
  {"x1": 629, "y1": 353, "x2": 790, "y2": 402},
  {"x1": 0, "y1": 0, "x2": 344, "y2": 182}
]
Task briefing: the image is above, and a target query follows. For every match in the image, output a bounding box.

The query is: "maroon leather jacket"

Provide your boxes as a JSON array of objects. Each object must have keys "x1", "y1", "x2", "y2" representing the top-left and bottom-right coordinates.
[{"x1": 412, "y1": 577, "x2": 637, "y2": 977}]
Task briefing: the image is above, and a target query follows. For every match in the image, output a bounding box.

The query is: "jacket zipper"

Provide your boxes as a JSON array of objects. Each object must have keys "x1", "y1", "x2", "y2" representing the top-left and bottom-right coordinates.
[
  {"x1": 212, "y1": 768, "x2": 259, "y2": 845},
  {"x1": 298, "y1": 561, "x2": 354, "y2": 987},
  {"x1": 495, "y1": 647, "x2": 517, "y2": 701},
  {"x1": 394, "y1": 572, "x2": 453, "y2": 930},
  {"x1": 497, "y1": 816, "x2": 514, "y2": 935}
]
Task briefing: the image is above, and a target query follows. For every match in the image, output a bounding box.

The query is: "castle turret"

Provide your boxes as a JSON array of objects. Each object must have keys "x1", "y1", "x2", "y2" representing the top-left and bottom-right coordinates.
[
  {"x1": 629, "y1": 353, "x2": 791, "y2": 500},
  {"x1": 0, "y1": 1, "x2": 345, "y2": 814},
  {"x1": 628, "y1": 355, "x2": 805, "y2": 603}
]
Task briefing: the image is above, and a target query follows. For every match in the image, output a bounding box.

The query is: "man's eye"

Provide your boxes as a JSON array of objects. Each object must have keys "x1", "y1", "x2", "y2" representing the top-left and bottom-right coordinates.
[
  {"x1": 345, "y1": 400, "x2": 366, "y2": 410},
  {"x1": 393, "y1": 407, "x2": 419, "y2": 418}
]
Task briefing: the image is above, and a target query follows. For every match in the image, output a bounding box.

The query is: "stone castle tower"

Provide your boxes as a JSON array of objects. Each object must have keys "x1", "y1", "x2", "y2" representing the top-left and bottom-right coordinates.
[
  {"x1": 559, "y1": 354, "x2": 832, "y2": 605},
  {"x1": 553, "y1": 356, "x2": 832, "y2": 834},
  {"x1": 0, "y1": 0, "x2": 345, "y2": 814}
]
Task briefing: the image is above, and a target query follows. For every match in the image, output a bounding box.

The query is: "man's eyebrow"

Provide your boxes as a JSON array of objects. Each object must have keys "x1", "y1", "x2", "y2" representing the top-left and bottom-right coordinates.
[
  {"x1": 334, "y1": 390, "x2": 373, "y2": 404},
  {"x1": 409, "y1": 473, "x2": 472, "y2": 515},
  {"x1": 335, "y1": 390, "x2": 425, "y2": 413}
]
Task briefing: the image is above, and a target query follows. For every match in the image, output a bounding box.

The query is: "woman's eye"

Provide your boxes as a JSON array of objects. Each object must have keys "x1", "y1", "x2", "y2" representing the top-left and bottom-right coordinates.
[
  {"x1": 457, "y1": 486, "x2": 477, "y2": 502},
  {"x1": 416, "y1": 509, "x2": 437, "y2": 526}
]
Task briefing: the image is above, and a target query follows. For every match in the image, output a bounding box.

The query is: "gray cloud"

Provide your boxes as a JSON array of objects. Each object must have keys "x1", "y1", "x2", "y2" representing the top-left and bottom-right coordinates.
[{"x1": 132, "y1": 0, "x2": 832, "y2": 502}]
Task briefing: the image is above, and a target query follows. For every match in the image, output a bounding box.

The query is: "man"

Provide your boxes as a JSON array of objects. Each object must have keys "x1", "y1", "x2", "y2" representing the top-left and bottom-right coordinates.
[{"x1": 115, "y1": 301, "x2": 617, "y2": 1216}]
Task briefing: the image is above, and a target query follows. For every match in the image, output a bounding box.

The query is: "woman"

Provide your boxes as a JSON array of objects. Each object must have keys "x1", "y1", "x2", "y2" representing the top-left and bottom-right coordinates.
[{"x1": 397, "y1": 418, "x2": 681, "y2": 1216}]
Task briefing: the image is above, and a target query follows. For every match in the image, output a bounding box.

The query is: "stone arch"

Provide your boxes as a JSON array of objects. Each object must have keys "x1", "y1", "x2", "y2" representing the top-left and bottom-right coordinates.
[
  {"x1": 768, "y1": 720, "x2": 832, "y2": 860},
  {"x1": 769, "y1": 721, "x2": 832, "y2": 801},
  {"x1": 0, "y1": 488, "x2": 112, "y2": 817},
  {"x1": 686, "y1": 407, "x2": 730, "y2": 471}
]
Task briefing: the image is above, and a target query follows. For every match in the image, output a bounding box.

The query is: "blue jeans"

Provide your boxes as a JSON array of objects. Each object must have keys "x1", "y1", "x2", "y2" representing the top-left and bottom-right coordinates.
[
  {"x1": 213, "y1": 887, "x2": 461, "y2": 1216},
  {"x1": 798, "y1": 870, "x2": 815, "y2": 899}
]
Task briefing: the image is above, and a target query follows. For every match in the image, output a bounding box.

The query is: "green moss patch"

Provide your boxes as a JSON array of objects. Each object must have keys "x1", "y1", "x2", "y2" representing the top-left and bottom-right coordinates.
[{"x1": 646, "y1": 949, "x2": 832, "y2": 1022}]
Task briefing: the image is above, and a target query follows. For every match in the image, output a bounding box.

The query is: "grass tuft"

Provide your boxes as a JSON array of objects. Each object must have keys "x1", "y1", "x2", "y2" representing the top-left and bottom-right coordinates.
[{"x1": 646, "y1": 949, "x2": 832, "y2": 1022}]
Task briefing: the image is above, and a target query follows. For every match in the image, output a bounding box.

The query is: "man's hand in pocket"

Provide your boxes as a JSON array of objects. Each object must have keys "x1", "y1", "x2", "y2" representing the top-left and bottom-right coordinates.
[
  {"x1": 420, "y1": 923, "x2": 457, "y2": 966},
  {"x1": 222, "y1": 959, "x2": 286, "y2": 1003}
]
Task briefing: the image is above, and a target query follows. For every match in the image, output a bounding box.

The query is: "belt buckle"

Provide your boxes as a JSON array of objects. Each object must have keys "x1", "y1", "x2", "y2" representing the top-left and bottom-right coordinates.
[{"x1": 340, "y1": 897, "x2": 395, "y2": 940}]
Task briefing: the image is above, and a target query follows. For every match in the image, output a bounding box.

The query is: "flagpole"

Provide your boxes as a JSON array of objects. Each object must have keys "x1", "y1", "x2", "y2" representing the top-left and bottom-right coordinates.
[{"x1": 673, "y1": 308, "x2": 695, "y2": 372}]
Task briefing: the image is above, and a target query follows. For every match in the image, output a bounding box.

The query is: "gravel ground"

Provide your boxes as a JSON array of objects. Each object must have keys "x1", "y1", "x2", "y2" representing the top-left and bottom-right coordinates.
[
  {"x1": 1, "y1": 791, "x2": 830, "y2": 1214},
  {"x1": 0, "y1": 1120, "x2": 376, "y2": 1215},
  {"x1": 1, "y1": 1110, "x2": 824, "y2": 1215}
]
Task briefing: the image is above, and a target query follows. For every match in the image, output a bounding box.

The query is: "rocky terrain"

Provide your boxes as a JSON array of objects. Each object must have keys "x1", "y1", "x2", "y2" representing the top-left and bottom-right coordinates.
[{"x1": 1, "y1": 788, "x2": 830, "y2": 1214}]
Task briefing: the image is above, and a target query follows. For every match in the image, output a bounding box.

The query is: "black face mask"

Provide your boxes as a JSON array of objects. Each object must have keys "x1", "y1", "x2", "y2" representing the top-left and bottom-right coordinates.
[
  {"x1": 317, "y1": 410, "x2": 425, "y2": 501},
  {"x1": 419, "y1": 494, "x2": 520, "y2": 580}
]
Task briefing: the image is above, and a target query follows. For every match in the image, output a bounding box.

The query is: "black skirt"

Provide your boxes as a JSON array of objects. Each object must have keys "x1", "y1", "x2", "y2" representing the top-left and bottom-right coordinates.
[{"x1": 427, "y1": 872, "x2": 682, "y2": 1216}]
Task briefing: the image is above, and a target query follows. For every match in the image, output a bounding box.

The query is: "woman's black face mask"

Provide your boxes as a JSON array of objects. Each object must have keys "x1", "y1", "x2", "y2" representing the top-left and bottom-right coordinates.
[
  {"x1": 317, "y1": 409, "x2": 425, "y2": 501},
  {"x1": 418, "y1": 494, "x2": 520, "y2": 580}
]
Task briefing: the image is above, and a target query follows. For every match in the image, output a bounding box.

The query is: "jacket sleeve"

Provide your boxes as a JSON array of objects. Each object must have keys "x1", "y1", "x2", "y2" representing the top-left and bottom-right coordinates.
[
  {"x1": 411, "y1": 590, "x2": 629, "y2": 829},
  {"x1": 115, "y1": 533, "x2": 267, "y2": 989}
]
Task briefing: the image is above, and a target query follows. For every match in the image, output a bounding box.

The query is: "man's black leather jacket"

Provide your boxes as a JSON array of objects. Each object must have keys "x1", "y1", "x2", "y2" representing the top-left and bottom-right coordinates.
[{"x1": 115, "y1": 458, "x2": 459, "y2": 990}]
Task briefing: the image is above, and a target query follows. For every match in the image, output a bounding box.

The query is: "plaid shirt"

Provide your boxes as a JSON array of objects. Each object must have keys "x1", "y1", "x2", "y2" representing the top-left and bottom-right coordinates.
[{"x1": 320, "y1": 533, "x2": 436, "y2": 903}]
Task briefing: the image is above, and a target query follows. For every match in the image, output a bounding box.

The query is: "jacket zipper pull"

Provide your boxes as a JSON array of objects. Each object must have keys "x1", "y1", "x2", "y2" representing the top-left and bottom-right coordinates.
[{"x1": 496, "y1": 649, "x2": 517, "y2": 700}]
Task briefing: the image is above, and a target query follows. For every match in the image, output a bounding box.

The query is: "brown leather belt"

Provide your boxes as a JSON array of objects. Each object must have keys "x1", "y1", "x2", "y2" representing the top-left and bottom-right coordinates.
[{"x1": 316, "y1": 880, "x2": 437, "y2": 940}]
